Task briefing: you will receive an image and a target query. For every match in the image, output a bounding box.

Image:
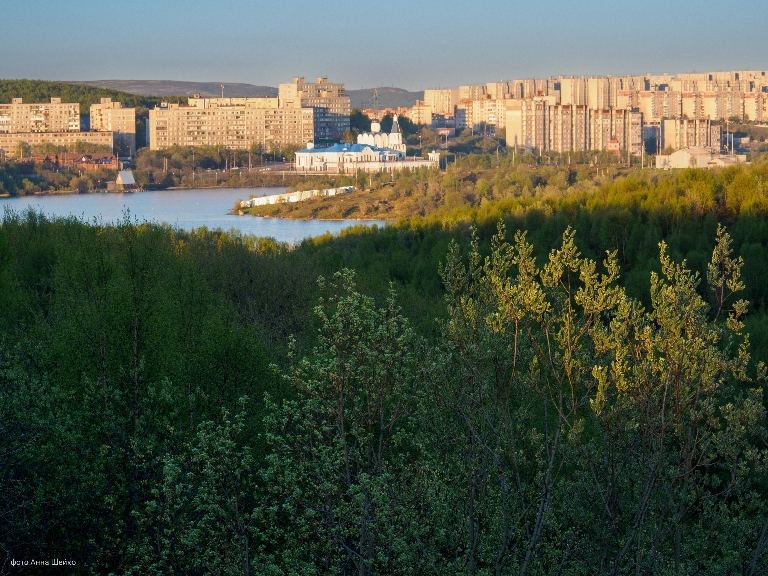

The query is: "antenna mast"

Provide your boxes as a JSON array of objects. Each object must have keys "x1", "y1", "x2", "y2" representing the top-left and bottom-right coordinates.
[{"x1": 373, "y1": 88, "x2": 379, "y2": 119}]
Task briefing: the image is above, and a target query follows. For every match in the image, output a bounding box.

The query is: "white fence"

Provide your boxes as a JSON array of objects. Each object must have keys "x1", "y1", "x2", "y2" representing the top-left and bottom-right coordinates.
[{"x1": 240, "y1": 186, "x2": 355, "y2": 208}]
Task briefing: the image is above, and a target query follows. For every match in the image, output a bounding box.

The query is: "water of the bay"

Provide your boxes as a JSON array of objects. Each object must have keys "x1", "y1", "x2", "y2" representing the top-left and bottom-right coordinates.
[{"x1": 0, "y1": 187, "x2": 389, "y2": 244}]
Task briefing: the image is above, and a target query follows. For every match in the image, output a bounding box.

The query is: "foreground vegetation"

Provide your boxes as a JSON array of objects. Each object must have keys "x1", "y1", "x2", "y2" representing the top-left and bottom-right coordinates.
[{"x1": 3, "y1": 157, "x2": 768, "y2": 574}]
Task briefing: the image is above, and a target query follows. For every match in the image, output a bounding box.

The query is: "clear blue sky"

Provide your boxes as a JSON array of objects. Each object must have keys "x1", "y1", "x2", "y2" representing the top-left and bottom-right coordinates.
[{"x1": 2, "y1": 0, "x2": 766, "y2": 90}]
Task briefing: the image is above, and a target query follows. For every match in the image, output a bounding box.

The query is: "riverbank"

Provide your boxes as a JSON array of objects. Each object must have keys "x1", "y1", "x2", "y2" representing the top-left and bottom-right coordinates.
[
  {"x1": 0, "y1": 187, "x2": 388, "y2": 243},
  {"x1": 5, "y1": 184, "x2": 279, "y2": 198}
]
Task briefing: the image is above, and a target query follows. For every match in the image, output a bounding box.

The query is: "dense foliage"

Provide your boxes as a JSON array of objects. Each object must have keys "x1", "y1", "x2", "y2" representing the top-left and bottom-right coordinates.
[{"x1": 3, "y1": 160, "x2": 768, "y2": 573}]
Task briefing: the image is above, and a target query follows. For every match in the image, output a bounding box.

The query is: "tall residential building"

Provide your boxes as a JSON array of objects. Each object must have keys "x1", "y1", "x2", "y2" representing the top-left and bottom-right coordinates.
[
  {"x1": 506, "y1": 99, "x2": 549, "y2": 149},
  {"x1": 90, "y1": 98, "x2": 136, "y2": 154},
  {"x1": 661, "y1": 118, "x2": 720, "y2": 151},
  {"x1": 611, "y1": 109, "x2": 644, "y2": 155},
  {"x1": 549, "y1": 105, "x2": 574, "y2": 153},
  {"x1": 744, "y1": 92, "x2": 767, "y2": 121},
  {"x1": 0, "y1": 97, "x2": 114, "y2": 158},
  {"x1": 0, "y1": 97, "x2": 80, "y2": 133},
  {"x1": 423, "y1": 88, "x2": 460, "y2": 116},
  {"x1": 278, "y1": 77, "x2": 350, "y2": 140},
  {"x1": 456, "y1": 98, "x2": 520, "y2": 132},
  {"x1": 486, "y1": 82, "x2": 511, "y2": 100},
  {"x1": 0, "y1": 131, "x2": 114, "y2": 158},
  {"x1": 590, "y1": 109, "x2": 613, "y2": 151},
  {"x1": 559, "y1": 77, "x2": 587, "y2": 106},
  {"x1": 637, "y1": 91, "x2": 683, "y2": 120},
  {"x1": 507, "y1": 99, "x2": 642, "y2": 155},
  {"x1": 459, "y1": 85, "x2": 487, "y2": 100},
  {"x1": 406, "y1": 100, "x2": 433, "y2": 126},
  {"x1": 587, "y1": 78, "x2": 611, "y2": 110},
  {"x1": 148, "y1": 96, "x2": 314, "y2": 151}
]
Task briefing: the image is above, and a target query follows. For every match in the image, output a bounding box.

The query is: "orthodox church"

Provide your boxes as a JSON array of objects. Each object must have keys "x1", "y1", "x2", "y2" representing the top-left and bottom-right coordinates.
[{"x1": 356, "y1": 115, "x2": 407, "y2": 153}]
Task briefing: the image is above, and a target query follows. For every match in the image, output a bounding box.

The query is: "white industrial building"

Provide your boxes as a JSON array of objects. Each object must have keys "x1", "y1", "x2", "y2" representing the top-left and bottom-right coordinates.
[{"x1": 655, "y1": 147, "x2": 747, "y2": 169}]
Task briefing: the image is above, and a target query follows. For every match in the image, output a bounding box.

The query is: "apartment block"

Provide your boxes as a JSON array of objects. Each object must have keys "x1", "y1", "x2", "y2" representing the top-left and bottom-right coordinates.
[
  {"x1": 148, "y1": 97, "x2": 314, "y2": 151},
  {"x1": 423, "y1": 88, "x2": 460, "y2": 116},
  {"x1": 587, "y1": 78, "x2": 610, "y2": 110},
  {"x1": 590, "y1": 109, "x2": 613, "y2": 151},
  {"x1": 486, "y1": 82, "x2": 511, "y2": 100},
  {"x1": 681, "y1": 92, "x2": 702, "y2": 119},
  {"x1": 456, "y1": 98, "x2": 519, "y2": 131},
  {"x1": 0, "y1": 97, "x2": 80, "y2": 134},
  {"x1": 506, "y1": 99, "x2": 549, "y2": 149},
  {"x1": 459, "y1": 85, "x2": 487, "y2": 101},
  {"x1": 661, "y1": 118, "x2": 718, "y2": 151},
  {"x1": 406, "y1": 101, "x2": 433, "y2": 126},
  {"x1": 507, "y1": 99, "x2": 642, "y2": 155},
  {"x1": 0, "y1": 96, "x2": 126, "y2": 158},
  {"x1": 744, "y1": 92, "x2": 767, "y2": 121},
  {"x1": 90, "y1": 98, "x2": 137, "y2": 154},
  {"x1": 278, "y1": 77, "x2": 350, "y2": 140},
  {"x1": 90, "y1": 98, "x2": 135, "y2": 134},
  {"x1": 549, "y1": 105, "x2": 574, "y2": 153},
  {"x1": 611, "y1": 109, "x2": 644, "y2": 155},
  {"x1": 0, "y1": 131, "x2": 113, "y2": 159},
  {"x1": 638, "y1": 91, "x2": 682, "y2": 120},
  {"x1": 559, "y1": 77, "x2": 587, "y2": 106}
]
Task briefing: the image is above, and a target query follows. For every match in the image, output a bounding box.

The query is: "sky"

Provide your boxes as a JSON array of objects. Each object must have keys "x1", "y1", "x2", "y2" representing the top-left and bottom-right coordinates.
[{"x1": 2, "y1": 0, "x2": 767, "y2": 90}]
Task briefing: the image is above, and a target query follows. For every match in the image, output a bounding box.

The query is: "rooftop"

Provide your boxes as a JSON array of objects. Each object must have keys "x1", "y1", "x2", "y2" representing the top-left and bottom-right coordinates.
[{"x1": 297, "y1": 143, "x2": 390, "y2": 154}]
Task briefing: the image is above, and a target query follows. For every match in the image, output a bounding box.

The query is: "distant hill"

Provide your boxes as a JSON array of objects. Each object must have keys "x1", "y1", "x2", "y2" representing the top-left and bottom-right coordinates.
[
  {"x1": 70, "y1": 80, "x2": 278, "y2": 98},
  {"x1": 347, "y1": 87, "x2": 423, "y2": 110},
  {"x1": 0, "y1": 79, "x2": 173, "y2": 115},
  {"x1": 1, "y1": 78, "x2": 423, "y2": 124},
  {"x1": 68, "y1": 80, "x2": 422, "y2": 109}
]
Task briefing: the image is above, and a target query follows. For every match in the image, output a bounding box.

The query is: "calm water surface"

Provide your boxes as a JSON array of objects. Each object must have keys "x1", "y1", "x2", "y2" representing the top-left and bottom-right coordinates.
[{"x1": 0, "y1": 187, "x2": 388, "y2": 243}]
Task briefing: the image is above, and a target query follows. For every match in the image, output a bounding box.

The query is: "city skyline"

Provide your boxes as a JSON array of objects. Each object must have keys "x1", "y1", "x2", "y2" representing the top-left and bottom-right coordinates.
[{"x1": 1, "y1": 0, "x2": 766, "y2": 90}]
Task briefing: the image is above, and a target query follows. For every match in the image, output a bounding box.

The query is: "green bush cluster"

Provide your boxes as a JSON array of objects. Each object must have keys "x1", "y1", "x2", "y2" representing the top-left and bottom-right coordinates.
[{"x1": 3, "y1": 161, "x2": 768, "y2": 573}]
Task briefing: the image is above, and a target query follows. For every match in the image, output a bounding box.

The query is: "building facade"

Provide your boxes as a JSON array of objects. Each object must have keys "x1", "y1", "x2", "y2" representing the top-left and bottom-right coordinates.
[
  {"x1": 148, "y1": 96, "x2": 315, "y2": 151},
  {"x1": 423, "y1": 89, "x2": 460, "y2": 116},
  {"x1": 0, "y1": 131, "x2": 113, "y2": 159},
  {"x1": 295, "y1": 143, "x2": 439, "y2": 173},
  {"x1": 660, "y1": 118, "x2": 721, "y2": 151},
  {"x1": 0, "y1": 96, "x2": 119, "y2": 158},
  {"x1": 278, "y1": 77, "x2": 350, "y2": 140},
  {"x1": 406, "y1": 101, "x2": 433, "y2": 126},
  {"x1": 90, "y1": 98, "x2": 137, "y2": 155},
  {"x1": 507, "y1": 100, "x2": 643, "y2": 154},
  {"x1": 0, "y1": 98, "x2": 80, "y2": 134}
]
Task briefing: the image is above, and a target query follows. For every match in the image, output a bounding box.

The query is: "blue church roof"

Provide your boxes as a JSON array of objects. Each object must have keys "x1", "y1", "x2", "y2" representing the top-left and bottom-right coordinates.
[{"x1": 296, "y1": 143, "x2": 388, "y2": 154}]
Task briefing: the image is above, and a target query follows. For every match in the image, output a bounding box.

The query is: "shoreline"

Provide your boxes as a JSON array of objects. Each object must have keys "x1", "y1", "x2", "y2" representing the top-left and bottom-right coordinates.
[
  {"x1": 243, "y1": 213, "x2": 395, "y2": 222},
  {"x1": 3, "y1": 184, "x2": 290, "y2": 199}
]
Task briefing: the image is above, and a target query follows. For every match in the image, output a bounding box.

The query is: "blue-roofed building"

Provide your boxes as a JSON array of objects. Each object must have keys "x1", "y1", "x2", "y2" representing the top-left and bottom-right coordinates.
[{"x1": 295, "y1": 141, "x2": 439, "y2": 173}]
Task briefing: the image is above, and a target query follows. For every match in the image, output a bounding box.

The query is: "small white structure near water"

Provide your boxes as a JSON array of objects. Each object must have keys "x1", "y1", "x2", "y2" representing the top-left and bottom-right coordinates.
[{"x1": 108, "y1": 170, "x2": 138, "y2": 191}]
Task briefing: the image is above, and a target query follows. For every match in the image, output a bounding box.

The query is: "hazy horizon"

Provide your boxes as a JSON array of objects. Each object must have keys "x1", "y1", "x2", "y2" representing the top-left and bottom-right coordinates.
[{"x1": 2, "y1": 0, "x2": 766, "y2": 91}]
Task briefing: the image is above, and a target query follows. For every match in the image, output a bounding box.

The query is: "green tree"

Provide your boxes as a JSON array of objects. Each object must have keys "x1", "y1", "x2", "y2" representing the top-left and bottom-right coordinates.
[
  {"x1": 259, "y1": 270, "x2": 426, "y2": 575},
  {"x1": 14, "y1": 140, "x2": 32, "y2": 159},
  {"x1": 129, "y1": 402, "x2": 256, "y2": 575},
  {"x1": 350, "y1": 108, "x2": 371, "y2": 133}
]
